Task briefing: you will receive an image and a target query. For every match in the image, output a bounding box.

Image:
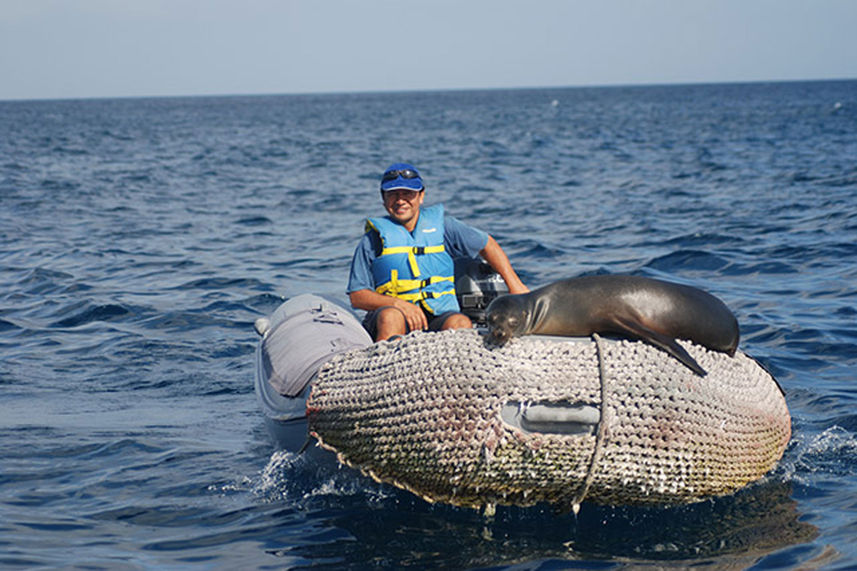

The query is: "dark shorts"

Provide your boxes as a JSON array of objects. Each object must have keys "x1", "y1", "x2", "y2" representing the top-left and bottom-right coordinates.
[{"x1": 362, "y1": 306, "x2": 462, "y2": 339}]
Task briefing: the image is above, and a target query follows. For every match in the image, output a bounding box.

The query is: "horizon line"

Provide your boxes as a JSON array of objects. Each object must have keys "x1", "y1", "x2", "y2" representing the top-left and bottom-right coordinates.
[{"x1": 2, "y1": 75, "x2": 854, "y2": 104}]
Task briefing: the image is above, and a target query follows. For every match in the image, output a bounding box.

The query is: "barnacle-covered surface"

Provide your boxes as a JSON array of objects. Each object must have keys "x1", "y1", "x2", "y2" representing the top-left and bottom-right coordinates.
[{"x1": 307, "y1": 328, "x2": 790, "y2": 509}]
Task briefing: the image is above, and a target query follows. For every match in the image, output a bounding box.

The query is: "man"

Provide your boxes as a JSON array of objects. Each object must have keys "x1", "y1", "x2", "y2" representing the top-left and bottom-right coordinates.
[{"x1": 347, "y1": 162, "x2": 529, "y2": 341}]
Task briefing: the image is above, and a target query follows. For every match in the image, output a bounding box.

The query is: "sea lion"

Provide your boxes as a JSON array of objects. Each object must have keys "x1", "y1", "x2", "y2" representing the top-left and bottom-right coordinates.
[{"x1": 485, "y1": 275, "x2": 739, "y2": 376}]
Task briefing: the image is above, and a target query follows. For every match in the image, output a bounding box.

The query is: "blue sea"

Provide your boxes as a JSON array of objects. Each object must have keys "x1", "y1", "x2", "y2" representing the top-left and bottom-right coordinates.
[{"x1": 2, "y1": 80, "x2": 856, "y2": 569}]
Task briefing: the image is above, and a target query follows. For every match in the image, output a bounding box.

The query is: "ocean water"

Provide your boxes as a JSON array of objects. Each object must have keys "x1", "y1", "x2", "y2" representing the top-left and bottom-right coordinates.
[{"x1": 1, "y1": 80, "x2": 856, "y2": 569}]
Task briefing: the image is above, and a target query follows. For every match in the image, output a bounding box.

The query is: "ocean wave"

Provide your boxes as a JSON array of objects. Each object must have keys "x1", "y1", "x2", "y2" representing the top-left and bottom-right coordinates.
[
  {"x1": 644, "y1": 249, "x2": 731, "y2": 273},
  {"x1": 49, "y1": 302, "x2": 134, "y2": 329},
  {"x1": 786, "y1": 426, "x2": 857, "y2": 481}
]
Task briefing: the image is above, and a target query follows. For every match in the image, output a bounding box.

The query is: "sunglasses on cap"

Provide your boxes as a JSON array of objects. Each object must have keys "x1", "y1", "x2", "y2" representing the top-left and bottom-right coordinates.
[{"x1": 381, "y1": 168, "x2": 421, "y2": 183}]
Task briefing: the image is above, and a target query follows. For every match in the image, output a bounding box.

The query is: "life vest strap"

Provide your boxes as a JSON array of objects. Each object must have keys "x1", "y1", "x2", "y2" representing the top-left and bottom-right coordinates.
[
  {"x1": 375, "y1": 272, "x2": 454, "y2": 297},
  {"x1": 379, "y1": 245, "x2": 446, "y2": 277},
  {"x1": 392, "y1": 289, "x2": 456, "y2": 301},
  {"x1": 391, "y1": 289, "x2": 457, "y2": 313}
]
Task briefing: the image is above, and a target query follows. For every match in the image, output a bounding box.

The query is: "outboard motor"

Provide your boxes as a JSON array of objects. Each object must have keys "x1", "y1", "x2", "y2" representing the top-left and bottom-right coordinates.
[{"x1": 454, "y1": 258, "x2": 509, "y2": 326}]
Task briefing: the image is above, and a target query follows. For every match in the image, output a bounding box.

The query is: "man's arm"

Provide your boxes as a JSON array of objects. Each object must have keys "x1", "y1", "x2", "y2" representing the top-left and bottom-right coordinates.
[
  {"x1": 479, "y1": 236, "x2": 529, "y2": 294},
  {"x1": 443, "y1": 216, "x2": 529, "y2": 295}
]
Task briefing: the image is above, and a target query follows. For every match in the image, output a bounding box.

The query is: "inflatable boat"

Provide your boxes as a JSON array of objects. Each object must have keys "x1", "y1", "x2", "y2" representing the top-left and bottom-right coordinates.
[{"x1": 253, "y1": 265, "x2": 791, "y2": 510}]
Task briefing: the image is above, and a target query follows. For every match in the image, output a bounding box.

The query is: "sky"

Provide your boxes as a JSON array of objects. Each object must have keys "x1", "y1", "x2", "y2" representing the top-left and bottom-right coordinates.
[{"x1": 1, "y1": 0, "x2": 856, "y2": 101}]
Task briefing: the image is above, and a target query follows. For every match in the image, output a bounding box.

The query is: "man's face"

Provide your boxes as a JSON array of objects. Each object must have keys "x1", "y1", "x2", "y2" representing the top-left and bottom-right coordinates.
[{"x1": 382, "y1": 189, "x2": 424, "y2": 230}]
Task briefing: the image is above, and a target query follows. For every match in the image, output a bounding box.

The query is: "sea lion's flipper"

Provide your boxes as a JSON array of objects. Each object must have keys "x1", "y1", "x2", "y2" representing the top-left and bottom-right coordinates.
[{"x1": 611, "y1": 315, "x2": 707, "y2": 376}]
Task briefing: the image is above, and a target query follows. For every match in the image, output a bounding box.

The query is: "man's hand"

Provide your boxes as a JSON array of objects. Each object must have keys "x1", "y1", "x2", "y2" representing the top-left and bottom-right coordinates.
[
  {"x1": 392, "y1": 297, "x2": 428, "y2": 331},
  {"x1": 349, "y1": 289, "x2": 428, "y2": 332}
]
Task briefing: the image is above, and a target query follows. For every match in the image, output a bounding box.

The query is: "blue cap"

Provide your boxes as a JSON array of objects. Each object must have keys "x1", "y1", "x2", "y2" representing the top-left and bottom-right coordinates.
[{"x1": 380, "y1": 163, "x2": 424, "y2": 192}]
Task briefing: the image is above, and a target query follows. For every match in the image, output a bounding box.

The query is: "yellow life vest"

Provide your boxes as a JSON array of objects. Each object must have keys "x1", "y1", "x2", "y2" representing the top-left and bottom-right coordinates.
[{"x1": 366, "y1": 204, "x2": 458, "y2": 315}]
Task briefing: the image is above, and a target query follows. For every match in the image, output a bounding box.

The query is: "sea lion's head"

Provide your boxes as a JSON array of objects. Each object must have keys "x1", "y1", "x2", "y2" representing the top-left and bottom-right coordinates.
[{"x1": 486, "y1": 294, "x2": 529, "y2": 344}]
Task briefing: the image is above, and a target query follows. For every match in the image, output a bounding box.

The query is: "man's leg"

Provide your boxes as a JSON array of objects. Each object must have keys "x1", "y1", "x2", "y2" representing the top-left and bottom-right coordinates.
[
  {"x1": 428, "y1": 311, "x2": 472, "y2": 332},
  {"x1": 368, "y1": 306, "x2": 408, "y2": 341}
]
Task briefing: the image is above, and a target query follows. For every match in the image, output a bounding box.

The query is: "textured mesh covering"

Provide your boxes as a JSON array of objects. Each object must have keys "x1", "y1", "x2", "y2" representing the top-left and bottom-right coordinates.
[{"x1": 307, "y1": 328, "x2": 790, "y2": 509}]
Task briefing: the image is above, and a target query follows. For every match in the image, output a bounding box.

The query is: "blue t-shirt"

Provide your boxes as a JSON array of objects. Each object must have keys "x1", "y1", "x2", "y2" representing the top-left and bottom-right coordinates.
[{"x1": 347, "y1": 213, "x2": 489, "y2": 294}]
